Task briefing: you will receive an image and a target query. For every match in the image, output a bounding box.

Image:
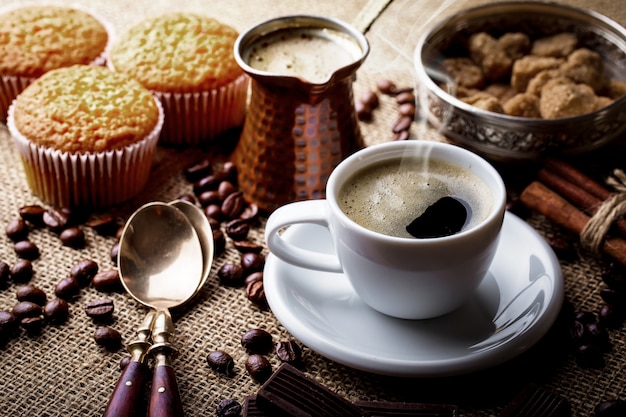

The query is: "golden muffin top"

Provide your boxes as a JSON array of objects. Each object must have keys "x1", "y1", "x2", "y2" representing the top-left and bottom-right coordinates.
[
  {"x1": 0, "y1": 6, "x2": 109, "y2": 78},
  {"x1": 109, "y1": 13, "x2": 243, "y2": 93},
  {"x1": 12, "y1": 65, "x2": 160, "y2": 153}
]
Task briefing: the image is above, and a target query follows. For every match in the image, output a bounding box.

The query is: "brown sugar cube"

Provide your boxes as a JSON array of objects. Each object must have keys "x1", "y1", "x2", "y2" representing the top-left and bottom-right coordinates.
[
  {"x1": 559, "y1": 48, "x2": 605, "y2": 92},
  {"x1": 511, "y1": 55, "x2": 564, "y2": 92},
  {"x1": 497, "y1": 32, "x2": 531, "y2": 60},
  {"x1": 461, "y1": 92, "x2": 505, "y2": 113},
  {"x1": 539, "y1": 79, "x2": 598, "y2": 119},
  {"x1": 603, "y1": 78, "x2": 626, "y2": 99},
  {"x1": 531, "y1": 32, "x2": 578, "y2": 58},
  {"x1": 503, "y1": 93, "x2": 541, "y2": 118},
  {"x1": 594, "y1": 96, "x2": 614, "y2": 111},
  {"x1": 485, "y1": 83, "x2": 517, "y2": 103},
  {"x1": 525, "y1": 70, "x2": 564, "y2": 96},
  {"x1": 469, "y1": 32, "x2": 512, "y2": 81},
  {"x1": 441, "y1": 57, "x2": 485, "y2": 89}
]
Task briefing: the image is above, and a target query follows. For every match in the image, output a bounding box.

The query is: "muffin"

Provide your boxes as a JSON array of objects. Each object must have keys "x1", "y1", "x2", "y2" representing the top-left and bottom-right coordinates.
[
  {"x1": 0, "y1": 5, "x2": 111, "y2": 122},
  {"x1": 108, "y1": 13, "x2": 248, "y2": 145},
  {"x1": 7, "y1": 65, "x2": 163, "y2": 209}
]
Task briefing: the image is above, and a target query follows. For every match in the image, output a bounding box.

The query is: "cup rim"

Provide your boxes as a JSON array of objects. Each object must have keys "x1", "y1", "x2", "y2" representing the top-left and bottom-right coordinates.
[{"x1": 326, "y1": 140, "x2": 507, "y2": 243}]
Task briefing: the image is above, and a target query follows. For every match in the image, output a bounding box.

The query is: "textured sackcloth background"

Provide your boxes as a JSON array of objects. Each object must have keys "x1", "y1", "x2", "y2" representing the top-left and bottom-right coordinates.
[{"x1": 1, "y1": 0, "x2": 626, "y2": 416}]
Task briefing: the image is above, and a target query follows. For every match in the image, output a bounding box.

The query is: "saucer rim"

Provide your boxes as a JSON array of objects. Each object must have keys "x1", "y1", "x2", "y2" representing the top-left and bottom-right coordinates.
[{"x1": 264, "y1": 211, "x2": 564, "y2": 377}]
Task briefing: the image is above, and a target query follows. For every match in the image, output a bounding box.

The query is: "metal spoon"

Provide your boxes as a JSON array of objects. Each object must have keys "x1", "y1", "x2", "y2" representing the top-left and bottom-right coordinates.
[{"x1": 108, "y1": 202, "x2": 205, "y2": 417}]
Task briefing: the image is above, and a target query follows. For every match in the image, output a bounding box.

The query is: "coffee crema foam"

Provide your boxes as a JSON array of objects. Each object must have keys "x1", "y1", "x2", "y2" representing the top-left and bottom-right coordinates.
[{"x1": 338, "y1": 158, "x2": 492, "y2": 238}]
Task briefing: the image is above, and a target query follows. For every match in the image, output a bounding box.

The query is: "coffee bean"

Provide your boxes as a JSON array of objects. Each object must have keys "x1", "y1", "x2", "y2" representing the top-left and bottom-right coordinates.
[
  {"x1": 92, "y1": 269, "x2": 123, "y2": 293},
  {"x1": 391, "y1": 115, "x2": 412, "y2": 134},
  {"x1": 216, "y1": 398, "x2": 242, "y2": 417},
  {"x1": 225, "y1": 218, "x2": 250, "y2": 241},
  {"x1": 16, "y1": 285, "x2": 47, "y2": 306},
  {"x1": 395, "y1": 91, "x2": 415, "y2": 105},
  {"x1": 193, "y1": 175, "x2": 222, "y2": 195},
  {"x1": 20, "y1": 316, "x2": 44, "y2": 333},
  {"x1": 0, "y1": 261, "x2": 10, "y2": 288},
  {"x1": 241, "y1": 329, "x2": 273, "y2": 354},
  {"x1": 5, "y1": 218, "x2": 28, "y2": 241},
  {"x1": 12, "y1": 301, "x2": 43, "y2": 320},
  {"x1": 360, "y1": 90, "x2": 379, "y2": 109},
  {"x1": 218, "y1": 263, "x2": 244, "y2": 287},
  {"x1": 43, "y1": 208, "x2": 70, "y2": 233},
  {"x1": 392, "y1": 130, "x2": 410, "y2": 141},
  {"x1": 0, "y1": 310, "x2": 18, "y2": 335},
  {"x1": 94, "y1": 326, "x2": 122, "y2": 350},
  {"x1": 355, "y1": 100, "x2": 373, "y2": 122},
  {"x1": 207, "y1": 350, "x2": 235, "y2": 375},
  {"x1": 595, "y1": 399, "x2": 626, "y2": 417},
  {"x1": 213, "y1": 229, "x2": 226, "y2": 255},
  {"x1": 11, "y1": 259, "x2": 33, "y2": 283},
  {"x1": 85, "y1": 298, "x2": 114, "y2": 321},
  {"x1": 198, "y1": 190, "x2": 221, "y2": 207},
  {"x1": 232, "y1": 240, "x2": 263, "y2": 254},
  {"x1": 598, "y1": 303, "x2": 625, "y2": 329},
  {"x1": 575, "y1": 344, "x2": 605, "y2": 368},
  {"x1": 85, "y1": 214, "x2": 118, "y2": 236},
  {"x1": 110, "y1": 242, "x2": 120, "y2": 263},
  {"x1": 276, "y1": 340, "x2": 303, "y2": 366},
  {"x1": 19, "y1": 205, "x2": 46, "y2": 226},
  {"x1": 60, "y1": 227, "x2": 85, "y2": 248},
  {"x1": 70, "y1": 259, "x2": 99, "y2": 287},
  {"x1": 241, "y1": 252, "x2": 265, "y2": 275},
  {"x1": 398, "y1": 102, "x2": 416, "y2": 118},
  {"x1": 245, "y1": 279, "x2": 267, "y2": 309},
  {"x1": 601, "y1": 262, "x2": 626, "y2": 292},
  {"x1": 239, "y1": 203, "x2": 259, "y2": 223},
  {"x1": 55, "y1": 276, "x2": 80, "y2": 300},
  {"x1": 14, "y1": 240, "x2": 40, "y2": 260},
  {"x1": 222, "y1": 192, "x2": 246, "y2": 220},
  {"x1": 177, "y1": 194, "x2": 197, "y2": 206},
  {"x1": 600, "y1": 287, "x2": 626, "y2": 306},
  {"x1": 43, "y1": 298, "x2": 69, "y2": 324},
  {"x1": 245, "y1": 354, "x2": 272, "y2": 383},
  {"x1": 376, "y1": 79, "x2": 396, "y2": 95},
  {"x1": 205, "y1": 204, "x2": 223, "y2": 221},
  {"x1": 217, "y1": 181, "x2": 237, "y2": 201},
  {"x1": 218, "y1": 161, "x2": 237, "y2": 183},
  {"x1": 185, "y1": 158, "x2": 213, "y2": 183}
]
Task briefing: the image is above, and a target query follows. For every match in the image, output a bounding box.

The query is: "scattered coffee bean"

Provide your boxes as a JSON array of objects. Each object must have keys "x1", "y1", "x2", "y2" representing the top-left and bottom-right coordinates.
[
  {"x1": 213, "y1": 229, "x2": 226, "y2": 255},
  {"x1": 595, "y1": 399, "x2": 626, "y2": 417},
  {"x1": 0, "y1": 310, "x2": 18, "y2": 335},
  {"x1": 598, "y1": 303, "x2": 625, "y2": 329},
  {"x1": 0, "y1": 261, "x2": 10, "y2": 287},
  {"x1": 600, "y1": 287, "x2": 625, "y2": 306},
  {"x1": 16, "y1": 285, "x2": 47, "y2": 306},
  {"x1": 276, "y1": 340, "x2": 303, "y2": 366},
  {"x1": 20, "y1": 316, "x2": 44, "y2": 333},
  {"x1": 207, "y1": 217, "x2": 220, "y2": 231},
  {"x1": 245, "y1": 279, "x2": 267, "y2": 310},
  {"x1": 11, "y1": 259, "x2": 33, "y2": 283},
  {"x1": 194, "y1": 175, "x2": 222, "y2": 195},
  {"x1": 12, "y1": 301, "x2": 43, "y2": 320},
  {"x1": 575, "y1": 343, "x2": 605, "y2": 368},
  {"x1": 85, "y1": 214, "x2": 118, "y2": 236},
  {"x1": 207, "y1": 350, "x2": 235, "y2": 375},
  {"x1": 18, "y1": 205, "x2": 46, "y2": 226},
  {"x1": 398, "y1": 102, "x2": 416, "y2": 118},
  {"x1": 60, "y1": 227, "x2": 85, "y2": 249},
  {"x1": 217, "y1": 181, "x2": 237, "y2": 201},
  {"x1": 184, "y1": 158, "x2": 213, "y2": 183},
  {"x1": 225, "y1": 218, "x2": 250, "y2": 241},
  {"x1": 376, "y1": 79, "x2": 396, "y2": 95},
  {"x1": 92, "y1": 269, "x2": 123, "y2": 293},
  {"x1": 232, "y1": 240, "x2": 263, "y2": 254},
  {"x1": 94, "y1": 326, "x2": 122, "y2": 350},
  {"x1": 239, "y1": 203, "x2": 259, "y2": 223},
  {"x1": 70, "y1": 259, "x2": 99, "y2": 287},
  {"x1": 110, "y1": 242, "x2": 120, "y2": 263},
  {"x1": 245, "y1": 354, "x2": 272, "y2": 383},
  {"x1": 84, "y1": 298, "x2": 114, "y2": 321},
  {"x1": 355, "y1": 100, "x2": 373, "y2": 122},
  {"x1": 548, "y1": 235, "x2": 577, "y2": 261},
  {"x1": 360, "y1": 90, "x2": 379, "y2": 109},
  {"x1": 241, "y1": 252, "x2": 265, "y2": 275},
  {"x1": 391, "y1": 115, "x2": 412, "y2": 134},
  {"x1": 177, "y1": 194, "x2": 197, "y2": 206},
  {"x1": 43, "y1": 208, "x2": 70, "y2": 233},
  {"x1": 392, "y1": 130, "x2": 410, "y2": 141},
  {"x1": 5, "y1": 218, "x2": 28, "y2": 241},
  {"x1": 218, "y1": 161, "x2": 238, "y2": 183},
  {"x1": 14, "y1": 240, "x2": 40, "y2": 260},
  {"x1": 241, "y1": 329, "x2": 273, "y2": 354},
  {"x1": 218, "y1": 263, "x2": 245, "y2": 287},
  {"x1": 198, "y1": 190, "x2": 221, "y2": 207},
  {"x1": 601, "y1": 262, "x2": 626, "y2": 292},
  {"x1": 221, "y1": 192, "x2": 246, "y2": 220},
  {"x1": 216, "y1": 398, "x2": 242, "y2": 417},
  {"x1": 205, "y1": 204, "x2": 223, "y2": 221},
  {"x1": 244, "y1": 272, "x2": 263, "y2": 287},
  {"x1": 395, "y1": 91, "x2": 415, "y2": 105},
  {"x1": 55, "y1": 276, "x2": 80, "y2": 300},
  {"x1": 43, "y1": 298, "x2": 69, "y2": 324}
]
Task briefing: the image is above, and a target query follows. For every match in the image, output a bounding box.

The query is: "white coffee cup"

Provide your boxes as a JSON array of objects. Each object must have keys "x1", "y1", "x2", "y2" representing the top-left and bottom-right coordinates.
[{"x1": 265, "y1": 140, "x2": 506, "y2": 319}]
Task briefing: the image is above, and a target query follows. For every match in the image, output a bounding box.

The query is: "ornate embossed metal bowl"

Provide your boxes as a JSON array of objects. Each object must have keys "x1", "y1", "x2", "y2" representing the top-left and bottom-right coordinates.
[{"x1": 414, "y1": 1, "x2": 626, "y2": 162}]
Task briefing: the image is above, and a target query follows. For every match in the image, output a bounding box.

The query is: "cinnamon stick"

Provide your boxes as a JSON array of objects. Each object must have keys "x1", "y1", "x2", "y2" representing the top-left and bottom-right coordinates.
[
  {"x1": 544, "y1": 157, "x2": 612, "y2": 201},
  {"x1": 520, "y1": 181, "x2": 626, "y2": 267},
  {"x1": 537, "y1": 167, "x2": 626, "y2": 238}
]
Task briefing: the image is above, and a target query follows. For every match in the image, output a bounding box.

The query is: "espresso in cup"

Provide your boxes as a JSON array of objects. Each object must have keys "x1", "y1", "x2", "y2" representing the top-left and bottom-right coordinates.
[{"x1": 338, "y1": 157, "x2": 492, "y2": 239}]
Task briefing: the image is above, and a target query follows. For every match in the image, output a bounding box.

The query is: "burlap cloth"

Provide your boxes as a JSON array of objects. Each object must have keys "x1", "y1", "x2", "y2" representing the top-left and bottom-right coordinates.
[{"x1": 1, "y1": 0, "x2": 625, "y2": 416}]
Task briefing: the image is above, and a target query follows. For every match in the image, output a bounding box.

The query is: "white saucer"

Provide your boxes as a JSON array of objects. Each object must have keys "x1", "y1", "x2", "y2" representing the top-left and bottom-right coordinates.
[{"x1": 264, "y1": 212, "x2": 564, "y2": 377}]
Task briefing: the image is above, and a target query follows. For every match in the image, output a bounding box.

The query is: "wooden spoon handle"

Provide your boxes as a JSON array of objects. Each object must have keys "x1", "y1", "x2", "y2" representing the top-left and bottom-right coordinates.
[
  {"x1": 102, "y1": 361, "x2": 149, "y2": 417},
  {"x1": 148, "y1": 364, "x2": 184, "y2": 417}
]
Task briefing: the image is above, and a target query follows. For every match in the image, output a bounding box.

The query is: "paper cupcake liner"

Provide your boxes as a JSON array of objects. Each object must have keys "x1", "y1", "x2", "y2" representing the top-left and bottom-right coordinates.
[
  {"x1": 0, "y1": 3, "x2": 114, "y2": 122},
  {"x1": 154, "y1": 74, "x2": 249, "y2": 146},
  {"x1": 6, "y1": 98, "x2": 164, "y2": 209}
]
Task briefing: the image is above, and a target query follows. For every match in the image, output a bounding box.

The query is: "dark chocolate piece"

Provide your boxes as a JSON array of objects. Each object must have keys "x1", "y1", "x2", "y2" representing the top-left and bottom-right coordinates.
[
  {"x1": 243, "y1": 396, "x2": 266, "y2": 417},
  {"x1": 256, "y1": 363, "x2": 369, "y2": 416},
  {"x1": 354, "y1": 401, "x2": 459, "y2": 416},
  {"x1": 498, "y1": 384, "x2": 571, "y2": 417}
]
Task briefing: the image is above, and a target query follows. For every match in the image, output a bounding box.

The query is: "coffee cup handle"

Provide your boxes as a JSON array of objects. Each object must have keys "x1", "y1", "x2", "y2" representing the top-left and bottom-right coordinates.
[{"x1": 265, "y1": 200, "x2": 343, "y2": 273}]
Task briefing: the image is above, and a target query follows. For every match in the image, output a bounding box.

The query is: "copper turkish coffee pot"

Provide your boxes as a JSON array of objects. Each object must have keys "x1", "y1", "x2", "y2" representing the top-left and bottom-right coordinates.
[{"x1": 232, "y1": 15, "x2": 370, "y2": 212}]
